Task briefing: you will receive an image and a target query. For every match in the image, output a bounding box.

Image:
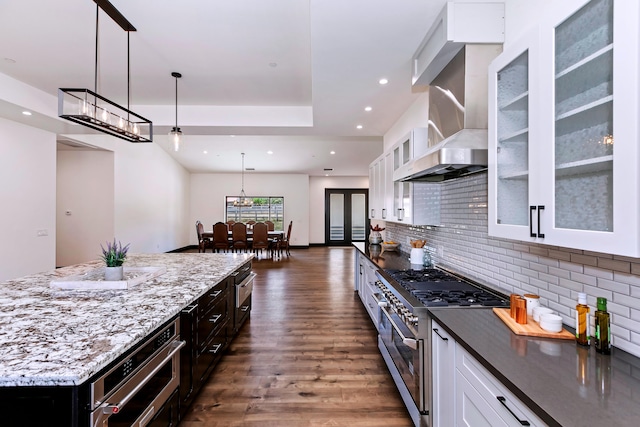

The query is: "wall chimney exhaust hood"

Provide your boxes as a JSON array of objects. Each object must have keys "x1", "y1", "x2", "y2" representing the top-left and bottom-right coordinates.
[{"x1": 395, "y1": 2, "x2": 504, "y2": 182}]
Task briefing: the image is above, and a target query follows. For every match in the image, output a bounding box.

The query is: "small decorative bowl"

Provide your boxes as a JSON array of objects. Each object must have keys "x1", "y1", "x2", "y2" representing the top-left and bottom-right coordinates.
[{"x1": 381, "y1": 242, "x2": 400, "y2": 251}]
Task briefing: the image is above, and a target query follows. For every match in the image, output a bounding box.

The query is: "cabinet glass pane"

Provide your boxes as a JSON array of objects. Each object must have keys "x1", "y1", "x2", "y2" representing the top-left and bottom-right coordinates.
[
  {"x1": 402, "y1": 139, "x2": 411, "y2": 165},
  {"x1": 394, "y1": 147, "x2": 400, "y2": 170},
  {"x1": 554, "y1": 0, "x2": 613, "y2": 232},
  {"x1": 351, "y1": 194, "x2": 366, "y2": 240},
  {"x1": 496, "y1": 52, "x2": 529, "y2": 226}
]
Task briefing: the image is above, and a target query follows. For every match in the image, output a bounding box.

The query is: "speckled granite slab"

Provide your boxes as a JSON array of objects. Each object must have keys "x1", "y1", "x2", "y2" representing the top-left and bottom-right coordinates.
[{"x1": 0, "y1": 253, "x2": 252, "y2": 387}]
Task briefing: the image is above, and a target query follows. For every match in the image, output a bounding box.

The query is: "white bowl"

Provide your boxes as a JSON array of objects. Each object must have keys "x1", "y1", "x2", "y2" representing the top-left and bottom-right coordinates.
[
  {"x1": 532, "y1": 306, "x2": 554, "y2": 322},
  {"x1": 539, "y1": 313, "x2": 563, "y2": 333}
]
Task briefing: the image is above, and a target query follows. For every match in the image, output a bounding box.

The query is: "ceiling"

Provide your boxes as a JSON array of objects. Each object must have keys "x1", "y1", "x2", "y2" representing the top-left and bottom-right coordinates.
[{"x1": 0, "y1": 0, "x2": 443, "y2": 176}]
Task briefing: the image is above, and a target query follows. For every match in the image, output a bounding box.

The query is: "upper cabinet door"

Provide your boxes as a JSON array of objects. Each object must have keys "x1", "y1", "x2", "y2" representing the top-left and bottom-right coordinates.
[
  {"x1": 488, "y1": 27, "x2": 541, "y2": 241},
  {"x1": 489, "y1": 0, "x2": 640, "y2": 256}
]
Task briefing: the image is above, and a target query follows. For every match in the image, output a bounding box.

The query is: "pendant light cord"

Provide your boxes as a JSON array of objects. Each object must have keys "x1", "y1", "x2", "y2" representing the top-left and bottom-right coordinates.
[
  {"x1": 94, "y1": 4, "x2": 99, "y2": 95},
  {"x1": 175, "y1": 75, "x2": 178, "y2": 129}
]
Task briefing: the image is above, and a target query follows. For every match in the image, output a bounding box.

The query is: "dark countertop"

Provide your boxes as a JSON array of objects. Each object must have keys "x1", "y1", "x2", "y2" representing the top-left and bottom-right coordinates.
[{"x1": 353, "y1": 242, "x2": 640, "y2": 427}]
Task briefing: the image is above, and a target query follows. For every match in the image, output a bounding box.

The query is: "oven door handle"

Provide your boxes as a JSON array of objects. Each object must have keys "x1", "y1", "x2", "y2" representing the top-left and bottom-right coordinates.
[
  {"x1": 101, "y1": 340, "x2": 185, "y2": 416},
  {"x1": 380, "y1": 306, "x2": 418, "y2": 350}
]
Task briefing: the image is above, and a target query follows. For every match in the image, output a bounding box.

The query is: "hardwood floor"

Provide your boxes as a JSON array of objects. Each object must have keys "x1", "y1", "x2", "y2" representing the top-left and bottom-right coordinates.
[{"x1": 180, "y1": 247, "x2": 412, "y2": 426}]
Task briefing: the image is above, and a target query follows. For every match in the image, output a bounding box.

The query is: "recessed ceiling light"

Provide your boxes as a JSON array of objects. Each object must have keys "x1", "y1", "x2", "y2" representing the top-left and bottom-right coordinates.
[
  {"x1": 203, "y1": 150, "x2": 208, "y2": 154},
  {"x1": 230, "y1": 135, "x2": 235, "y2": 138},
  {"x1": 356, "y1": 125, "x2": 363, "y2": 129},
  {"x1": 22, "y1": 111, "x2": 32, "y2": 116},
  {"x1": 267, "y1": 150, "x2": 273, "y2": 155},
  {"x1": 379, "y1": 78, "x2": 388, "y2": 85},
  {"x1": 364, "y1": 106, "x2": 372, "y2": 112},
  {"x1": 330, "y1": 151, "x2": 336, "y2": 155},
  {"x1": 325, "y1": 174, "x2": 329, "y2": 177}
]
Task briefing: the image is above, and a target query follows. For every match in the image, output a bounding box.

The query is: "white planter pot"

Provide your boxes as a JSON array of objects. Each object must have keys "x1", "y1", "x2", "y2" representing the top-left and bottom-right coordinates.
[{"x1": 104, "y1": 266, "x2": 124, "y2": 281}]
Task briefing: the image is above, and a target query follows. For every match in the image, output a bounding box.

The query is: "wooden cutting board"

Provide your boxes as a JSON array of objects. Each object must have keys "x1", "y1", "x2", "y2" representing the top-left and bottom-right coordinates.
[{"x1": 493, "y1": 308, "x2": 575, "y2": 340}]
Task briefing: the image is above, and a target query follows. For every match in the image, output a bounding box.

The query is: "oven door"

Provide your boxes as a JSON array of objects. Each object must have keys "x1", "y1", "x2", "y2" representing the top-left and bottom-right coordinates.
[
  {"x1": 379, "y1": 306, "x2": 425, "y2": 413},
  {"x1": 90, "y1": 339, "x2": 185, "y2": 427}
]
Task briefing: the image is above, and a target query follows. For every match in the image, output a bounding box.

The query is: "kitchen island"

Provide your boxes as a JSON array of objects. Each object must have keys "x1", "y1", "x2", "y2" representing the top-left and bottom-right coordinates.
[{"x1": 0, "y1": 252, "x2": 252, "y2": 426}]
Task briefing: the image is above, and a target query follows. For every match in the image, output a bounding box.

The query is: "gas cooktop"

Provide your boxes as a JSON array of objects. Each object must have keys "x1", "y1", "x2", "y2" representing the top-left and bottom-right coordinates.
[{"x1": 384, "y1": 268, "x2": 508, "y2": 308}]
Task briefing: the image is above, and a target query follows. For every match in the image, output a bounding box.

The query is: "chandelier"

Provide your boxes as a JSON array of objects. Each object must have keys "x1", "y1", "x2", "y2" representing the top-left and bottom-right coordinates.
[
  {"x1": 58, "y1": 0, "x2": 152, "y2": 143},
  {"x1": 233, "y1": 153, "x2": 253, "y2": 207}
]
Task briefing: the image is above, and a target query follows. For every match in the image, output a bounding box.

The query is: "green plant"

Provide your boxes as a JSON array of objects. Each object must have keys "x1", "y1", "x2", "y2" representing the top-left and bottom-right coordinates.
[{"x1": 100, "y1": 239, "x2": 130, "y2": 267}]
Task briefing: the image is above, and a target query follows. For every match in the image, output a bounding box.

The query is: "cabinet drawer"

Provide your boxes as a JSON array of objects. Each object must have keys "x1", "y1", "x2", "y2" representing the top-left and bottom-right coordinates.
[
  {"x1": 198, "y1": 297, "x2": 229, "y2": 349},
  {"x1": 196, "y1": 322, "x2": 229, "y2": 381},
  {"x1": 198, "y1": 279, "x2": 229, "y2": 317},
  {"x1": 455, "y1": 345, "x2": 546, "y2": 426}
]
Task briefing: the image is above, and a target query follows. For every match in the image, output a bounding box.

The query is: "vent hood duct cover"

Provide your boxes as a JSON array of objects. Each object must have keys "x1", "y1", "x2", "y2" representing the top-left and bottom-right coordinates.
[{"x1": 395, "y1": 44, "x2": 502, "y2": 182}]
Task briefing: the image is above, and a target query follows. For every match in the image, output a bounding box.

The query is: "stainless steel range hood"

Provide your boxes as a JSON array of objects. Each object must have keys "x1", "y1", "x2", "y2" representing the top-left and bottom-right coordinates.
[{"x1": 395, "y1": 44, "x2": 502, "y2": 182}]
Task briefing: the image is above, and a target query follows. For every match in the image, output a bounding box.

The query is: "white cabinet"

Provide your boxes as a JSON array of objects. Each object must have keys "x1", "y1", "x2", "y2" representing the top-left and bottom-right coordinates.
[
  {"x1": 431, "y1": 321, "x2": 455, "y2": 427},
  {"x1": 488, "y1": 0, "x2": 640, "y2": 256},
  {"x1": 355, "y1": 252, "x2": 380, "y2": 329},
  {"x1": 455, "y1": 345, "x2": 546, "y2": 427}
]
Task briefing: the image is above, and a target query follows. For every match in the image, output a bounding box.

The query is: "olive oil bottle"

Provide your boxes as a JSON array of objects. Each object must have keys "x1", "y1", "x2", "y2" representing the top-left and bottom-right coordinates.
[
  {"x1": 595, "y1": 297, "x2": 611, "y2": 355},
  {"x1": 575, "y1": 293, "x2": 590, "y2": 346}
]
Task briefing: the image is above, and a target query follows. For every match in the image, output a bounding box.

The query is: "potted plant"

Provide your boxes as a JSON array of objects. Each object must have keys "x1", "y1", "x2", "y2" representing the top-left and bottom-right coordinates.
[{"x1": 101, "y1": 239, "x2": 130, "y2": 281}]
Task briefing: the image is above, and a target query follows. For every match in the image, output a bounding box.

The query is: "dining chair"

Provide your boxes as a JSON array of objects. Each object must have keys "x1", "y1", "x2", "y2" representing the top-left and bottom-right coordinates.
[
  {"x1": 278, "y1": 220, "x2": 293, "y2": 256},
  {"x1": 265, "y1": 220, "x2": 275, "y2": 231},
  {"x1": 196, "y1": 220, "x2": 213, "y2": 253},
  {"x1": 231, "y1": 222, "x2": 248, "y2": 253},
  {"x1": 212, "y1": 222, "x2": 230, "y2": 252},
  {"x1": 251, "y1": 222, "x2": 270, "y2": 258}
]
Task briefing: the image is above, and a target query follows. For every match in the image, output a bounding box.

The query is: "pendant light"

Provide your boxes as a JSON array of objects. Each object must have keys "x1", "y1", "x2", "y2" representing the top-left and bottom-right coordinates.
[
  {"x1": 58, "y1": 0, "x2": 152, "y2": 143},
  {"x1": 169, "y1": 72, "x2": 182, "y2": 152},
  {"x1": 233, "y1": 153, "x2": 253, "y2": 207}
]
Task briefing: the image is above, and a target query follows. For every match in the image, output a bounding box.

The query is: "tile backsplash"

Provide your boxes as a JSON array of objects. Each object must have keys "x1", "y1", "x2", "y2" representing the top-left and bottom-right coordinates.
[{"x1": 383, "y1": 172, "x2": 640, "y2": 358}]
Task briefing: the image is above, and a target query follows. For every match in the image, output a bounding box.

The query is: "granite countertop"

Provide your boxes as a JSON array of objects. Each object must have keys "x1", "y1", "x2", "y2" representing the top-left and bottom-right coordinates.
[
  {"x1": 353, "y1": 242, "x2": 640, "y2": 426},
  {"x1": 0, "y1": 253, "x2": 252, "y2": 387}
]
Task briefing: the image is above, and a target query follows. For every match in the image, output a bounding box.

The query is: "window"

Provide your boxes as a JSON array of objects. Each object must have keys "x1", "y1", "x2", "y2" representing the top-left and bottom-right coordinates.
[{"x1": 225, "y1": 196, "x2": 284, "y2": 230}]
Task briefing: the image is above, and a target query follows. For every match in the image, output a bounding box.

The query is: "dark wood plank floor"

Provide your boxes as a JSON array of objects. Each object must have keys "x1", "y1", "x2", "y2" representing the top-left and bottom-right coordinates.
[{"x1": 180, "y1": 247, "x2": 412, "y2": 426}]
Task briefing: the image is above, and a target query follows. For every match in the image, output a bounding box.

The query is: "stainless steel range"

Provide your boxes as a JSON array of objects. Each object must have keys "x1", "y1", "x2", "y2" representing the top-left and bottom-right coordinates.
[{"x1": 374, "y1": 267, "x2": 508, "y2": 427}]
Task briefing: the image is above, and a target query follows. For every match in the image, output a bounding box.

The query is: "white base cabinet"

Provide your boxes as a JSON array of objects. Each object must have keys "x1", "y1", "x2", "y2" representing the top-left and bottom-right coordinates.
[
  {"x1": 431, "y1": 321, "x2": 456, "y2": 427},
  {"x1": 455, "y1": 346, "x2": 546, "y2": 427},
  {"x1": 430, "y1": 321, "x2": 546, "y2": 427},
  {"x1": 355, "y1": 252, "x2": 380, "y2": 329}
]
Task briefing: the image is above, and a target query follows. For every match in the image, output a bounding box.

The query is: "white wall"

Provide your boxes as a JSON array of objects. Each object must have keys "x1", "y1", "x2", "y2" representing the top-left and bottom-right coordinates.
[
  {"x1": 0, "y1": 118, "x2": 56, "y2": 281},
  {"x1": 56, "y1": 149, "x2": 115, "y2": 266},
  {"x1": 113, "y1": 141, "x2": 191, "y2": 253},
  {"x1": 190, "y1": 173, "x2": 310, "y2": 246},
  {"x1": 309, "y1": 176, "x2": 369, "y2": 244}
]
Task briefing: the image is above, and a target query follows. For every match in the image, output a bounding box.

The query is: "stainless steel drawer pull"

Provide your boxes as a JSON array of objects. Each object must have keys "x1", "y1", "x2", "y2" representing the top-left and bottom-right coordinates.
[
  {"x1": 240, "y1": 305, "x2": 250, "y2": 312},
  {"x1": 433, "y1": 328, "x2": 448, "y2": 341},
  {"x1": 209, "y1": 343, "x2": 223, "y2": 354},
  {"x1": 496, "y1": 396, "x2": 530, "y2": 426},
  {"x1": 209, "y1": 314, "x2": 223, "y2": 323},
  {"x1": 209, "y1": 290, "x2": 222, "y2": 298}
]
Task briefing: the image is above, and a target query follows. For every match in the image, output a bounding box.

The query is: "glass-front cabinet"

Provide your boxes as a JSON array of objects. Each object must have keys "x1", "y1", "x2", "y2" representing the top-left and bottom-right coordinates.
[{"x1": 489, "y1": 0, "x2": 640, "y2": 256}]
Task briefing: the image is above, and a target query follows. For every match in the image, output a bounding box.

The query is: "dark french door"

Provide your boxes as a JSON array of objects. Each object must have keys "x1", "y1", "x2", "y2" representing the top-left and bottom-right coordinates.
[{"x1": 324, "y1": 189, "x2": 369, "y2": 246}]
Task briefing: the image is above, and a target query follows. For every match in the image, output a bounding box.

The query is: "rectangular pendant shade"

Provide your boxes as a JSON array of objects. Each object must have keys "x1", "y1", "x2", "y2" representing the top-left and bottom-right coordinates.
[{"x1": 58, "y1": 88, "x2": 153, "y2": 143}]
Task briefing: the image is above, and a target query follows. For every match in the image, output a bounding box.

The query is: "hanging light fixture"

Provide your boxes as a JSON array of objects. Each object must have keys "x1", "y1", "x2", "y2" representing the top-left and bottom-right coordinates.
[
  {"x1": 169, "y1": 72, "x2": 182, "y2": 152},
  {"x1": 233, "y1": 153, "x2": 253, "y2": 207},
  {"x1": 58, "y1": 0, "x2": 152, "y2": 143}
]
